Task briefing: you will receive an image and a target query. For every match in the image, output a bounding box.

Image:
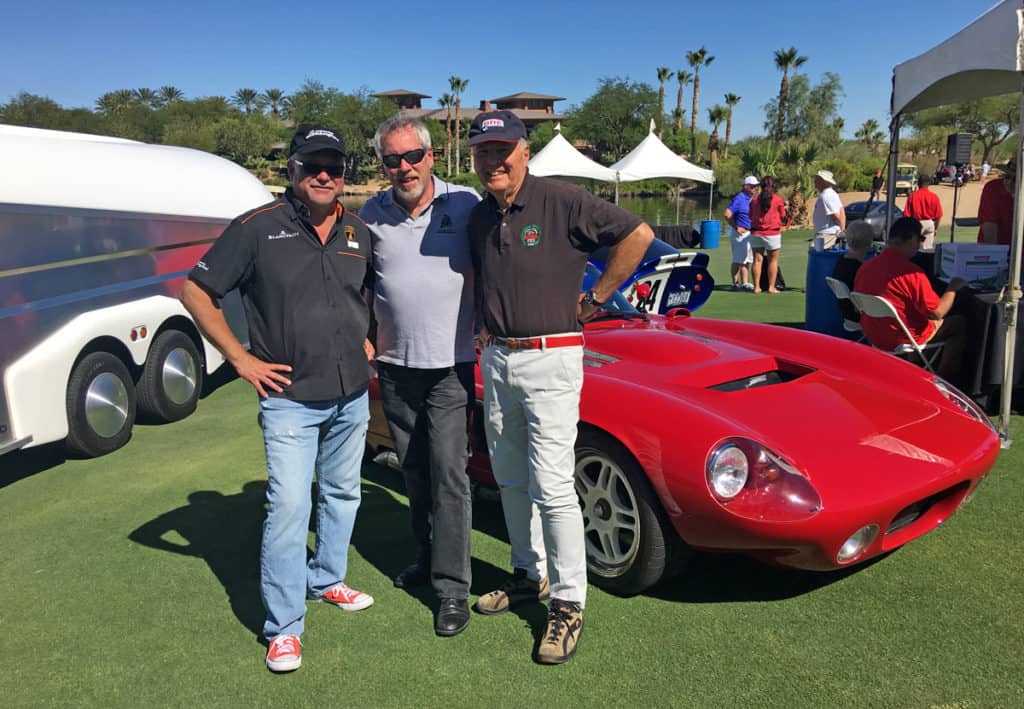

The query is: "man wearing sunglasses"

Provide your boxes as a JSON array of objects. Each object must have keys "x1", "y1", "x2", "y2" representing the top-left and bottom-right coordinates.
[
  {"x1": 181, "y1": 125, "x2": 376, "y2": 673},
  {"x1": 467, "y1": 110, "x2": 654, "y2": 664},
  {"x1": 359, "y1": 116, "x2": 480, "y2": 637},
  {"x1": 854, "y1": 216, "x2": 967, "y2": 382}
]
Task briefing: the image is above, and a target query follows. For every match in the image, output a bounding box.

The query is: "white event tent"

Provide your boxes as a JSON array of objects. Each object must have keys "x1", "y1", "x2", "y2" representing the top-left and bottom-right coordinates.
[
  {"x1": 887, "y1": 0, "x2": 1023, "y2": 441},
  {"x1": 610, "y1": 121, "x2": 715, "y2": 216},
  {"x1": 527, "y1": 124, "x2": 617, "y2": 182}
]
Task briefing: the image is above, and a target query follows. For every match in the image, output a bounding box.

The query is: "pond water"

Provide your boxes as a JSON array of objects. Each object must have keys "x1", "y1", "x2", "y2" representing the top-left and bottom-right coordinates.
[{"x1": 343, "y1": 194, "x2": 728, "y2": 227}]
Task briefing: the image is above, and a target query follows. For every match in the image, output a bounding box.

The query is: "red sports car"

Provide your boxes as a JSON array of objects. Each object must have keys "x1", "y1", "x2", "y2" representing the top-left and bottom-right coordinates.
[{"x1": 367, "y1": 270, "x2": 1000, "y2": 594}]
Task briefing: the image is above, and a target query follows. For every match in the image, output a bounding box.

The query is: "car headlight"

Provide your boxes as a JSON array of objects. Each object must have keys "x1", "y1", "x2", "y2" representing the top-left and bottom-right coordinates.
[
  {"x1": 837, "y1": 524, "x2": 879, "y2": 564},
  {"x1": 705, "y1": 438, "x2": 822, "y2": 522},
  {"x1": 707, "y1": 444, "x2": 748, "y2": 499},
  {"x1": 932, "y1": 377, "x2": 997, "y2": 432}
]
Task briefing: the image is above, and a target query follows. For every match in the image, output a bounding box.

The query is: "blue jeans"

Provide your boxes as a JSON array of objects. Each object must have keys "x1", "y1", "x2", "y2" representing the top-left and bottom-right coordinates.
[{"x1": 258, "y1": 390, "x2": 369, "y2": 639}]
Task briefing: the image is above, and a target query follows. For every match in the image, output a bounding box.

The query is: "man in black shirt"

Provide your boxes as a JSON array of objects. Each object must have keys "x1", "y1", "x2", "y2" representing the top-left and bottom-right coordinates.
[
  {"x1": 181, "y1": 125, "x2": 375, "y2": 674},
  {"x1": 467, "y1": 111, "x2": 653, "y2": 664}
]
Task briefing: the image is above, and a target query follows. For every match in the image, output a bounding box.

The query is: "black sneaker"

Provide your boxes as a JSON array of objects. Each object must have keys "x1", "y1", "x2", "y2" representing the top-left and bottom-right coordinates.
[
  {"x1": 474, "y1": 568, "x2": 549, "y2": 615},
  {"x1": 535, "y1": 599, "x2": 583, "y2": 664},
  {"x1": 394, "y1": 561, "x2": 430, "y2": 589}
]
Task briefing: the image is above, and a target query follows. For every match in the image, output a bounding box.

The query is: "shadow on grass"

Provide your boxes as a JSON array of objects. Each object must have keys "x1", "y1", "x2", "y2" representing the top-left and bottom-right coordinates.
[
  {"x1": 0, "y1": 442, "x2": 69, "y2": 489},
  {"x1": 356, "y1": 461, "x2": 511, "y2": 609},
  {"x1": 129, "y1": 481, "x2": 266, "y2": 636}
]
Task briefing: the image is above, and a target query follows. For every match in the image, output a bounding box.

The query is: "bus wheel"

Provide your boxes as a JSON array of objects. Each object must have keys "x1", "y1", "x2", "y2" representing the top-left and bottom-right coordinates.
[
  {"x1": 138, "y1": 330, "x2": 203, "y2": 423},
  {"x1": 65, "y1": 352, "x2": 137, "y2": 457}
]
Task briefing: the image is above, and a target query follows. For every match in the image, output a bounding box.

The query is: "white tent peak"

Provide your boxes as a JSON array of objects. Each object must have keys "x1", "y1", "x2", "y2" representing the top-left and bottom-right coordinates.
[
  {"x1": 610, "y1": 132, "x2": 714, "y2": 184},
  {"x1": 528, "y1": 132, "x2": 616, "y2": 182},
  {"x1": 555, "y1": 122, "x2": 561, "y2": 133},
  {"x1": 649, "y1": 118, "x2": 656, "y2": 134}
]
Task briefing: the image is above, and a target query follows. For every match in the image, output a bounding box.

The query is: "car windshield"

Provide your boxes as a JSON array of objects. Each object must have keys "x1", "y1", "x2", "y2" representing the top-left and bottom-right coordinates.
[{"x1": 582, "y1": 263, "x2": 641, "y2": 317}]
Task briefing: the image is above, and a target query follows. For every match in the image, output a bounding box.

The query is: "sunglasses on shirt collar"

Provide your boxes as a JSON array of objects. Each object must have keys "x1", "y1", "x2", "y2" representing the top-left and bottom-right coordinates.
[
  {"x1": 294, "y1": 159, "x2": 345, "y2": 178},
  {"x1": 381, "y1": 149, "x2": 427, "y2": 169}
]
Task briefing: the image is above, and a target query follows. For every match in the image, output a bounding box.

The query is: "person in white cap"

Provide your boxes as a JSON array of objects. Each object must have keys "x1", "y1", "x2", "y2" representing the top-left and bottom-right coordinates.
[
  {"x1": 812, "y1": 170, "x2": 845, "y2": 249},
  {"x1": 723, "y1": 176, "x2": 760, "y2": 290}
]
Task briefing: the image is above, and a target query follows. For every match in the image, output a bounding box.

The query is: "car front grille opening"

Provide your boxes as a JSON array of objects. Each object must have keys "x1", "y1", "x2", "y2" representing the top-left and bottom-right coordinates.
[{"x1": 886, "y1": 482, "x2": 970, "y2": 535}]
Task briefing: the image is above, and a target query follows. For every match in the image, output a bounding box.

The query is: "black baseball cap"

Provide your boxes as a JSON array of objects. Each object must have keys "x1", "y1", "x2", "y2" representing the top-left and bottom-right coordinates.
[
  {"x1": 289, "y1": 125, "x2": 346, "y2": 158},
  {"x1": 468, "y1": 110, "x2": 527, "y2": 146}
]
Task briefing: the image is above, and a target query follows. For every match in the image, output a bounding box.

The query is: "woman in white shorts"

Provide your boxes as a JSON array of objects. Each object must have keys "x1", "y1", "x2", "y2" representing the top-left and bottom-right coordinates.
[{"x1": 747, "y1": 176, "x2": 788, "y2": 293}]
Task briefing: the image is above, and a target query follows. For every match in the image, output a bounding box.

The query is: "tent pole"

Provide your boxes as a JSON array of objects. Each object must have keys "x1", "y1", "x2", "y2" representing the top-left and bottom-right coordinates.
[
  {"x1": 708, "y1": 178, "x2": 713, "y2": 220},
  {"x1": 884, "y1": 114, "x2": 900, "y2": 237},
  {"x1": 996, "y1": 81, "x2": 1024, "y2": 445},
  {"x1": 615, "y1": 173, "x2": 620, "y2": 205}
]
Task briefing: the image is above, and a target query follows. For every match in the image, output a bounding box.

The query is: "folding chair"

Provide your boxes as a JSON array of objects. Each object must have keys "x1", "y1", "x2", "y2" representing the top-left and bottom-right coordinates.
[
  {"x1": 849, "y1": 292, "x2": 944, "y2": 373},
  {"x1": 824, "y1": 277, "x2": 864, "y2": 339}
]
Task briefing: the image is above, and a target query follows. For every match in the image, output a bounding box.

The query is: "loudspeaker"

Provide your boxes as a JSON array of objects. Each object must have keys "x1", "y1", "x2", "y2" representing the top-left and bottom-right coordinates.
[{"x1": 946, "y1": 133, "x2": 972, "y2": 165}]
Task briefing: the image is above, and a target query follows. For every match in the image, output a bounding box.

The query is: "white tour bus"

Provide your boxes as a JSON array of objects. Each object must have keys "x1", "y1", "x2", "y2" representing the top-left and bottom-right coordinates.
[{"x1": 0, "y1": 124, "x2": 273, "y2": 457}]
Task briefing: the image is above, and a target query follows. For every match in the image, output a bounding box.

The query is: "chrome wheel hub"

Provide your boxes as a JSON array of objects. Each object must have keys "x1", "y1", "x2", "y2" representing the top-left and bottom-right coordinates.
[
  {"x1": 162, "y1": 347, "x2": 198, "y2": 405},
  {"x1": 84, "y1": 372, "x2": 129, "y2": 438}
]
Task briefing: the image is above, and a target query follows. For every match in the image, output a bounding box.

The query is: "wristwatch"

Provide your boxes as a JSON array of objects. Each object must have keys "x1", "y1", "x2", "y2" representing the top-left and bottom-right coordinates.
[{"x1": 582, "y1": 289, "x2": 604, "y2": 306}]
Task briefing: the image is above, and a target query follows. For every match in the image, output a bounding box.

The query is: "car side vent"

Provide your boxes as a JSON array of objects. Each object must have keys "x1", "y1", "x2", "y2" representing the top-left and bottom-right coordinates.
[{"x1": 708, "y1": 370, "x2": 801, "y2": 392}]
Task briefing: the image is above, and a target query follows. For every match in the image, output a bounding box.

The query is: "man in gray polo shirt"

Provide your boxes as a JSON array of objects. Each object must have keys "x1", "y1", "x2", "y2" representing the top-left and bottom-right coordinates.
[{"x1": 359, "y1": 116, "x2": 480, "y2": 637}]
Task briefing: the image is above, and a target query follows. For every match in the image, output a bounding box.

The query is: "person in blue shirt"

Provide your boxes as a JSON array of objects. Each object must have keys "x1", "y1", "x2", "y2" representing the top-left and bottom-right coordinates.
[{"x1": 724, "y1": 176, "x2": 760, "y2": 290}]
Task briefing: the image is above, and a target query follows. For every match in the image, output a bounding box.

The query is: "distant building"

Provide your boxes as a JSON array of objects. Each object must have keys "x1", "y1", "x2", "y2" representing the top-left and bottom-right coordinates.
[{"x1": 372, "y1": 89, "x2": 565, "y2": 130}]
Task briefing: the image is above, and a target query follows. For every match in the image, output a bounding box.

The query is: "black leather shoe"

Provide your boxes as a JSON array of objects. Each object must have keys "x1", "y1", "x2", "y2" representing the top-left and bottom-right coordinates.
[
  {"x1": 394, "y1": 561, "x2": 430, "y2": 589},
  {"x1": 435, "y1": 597, "x2": 470, "y2": 637}
]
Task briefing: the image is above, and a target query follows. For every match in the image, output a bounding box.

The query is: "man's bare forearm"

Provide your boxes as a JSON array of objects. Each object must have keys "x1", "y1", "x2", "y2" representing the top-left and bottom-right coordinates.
[
  {"x1": 180, "y1": 280, "x2": 247, "y2": 366},
  {"x1": 591, "y1": 223, "x2": 655, "y2": 302}
]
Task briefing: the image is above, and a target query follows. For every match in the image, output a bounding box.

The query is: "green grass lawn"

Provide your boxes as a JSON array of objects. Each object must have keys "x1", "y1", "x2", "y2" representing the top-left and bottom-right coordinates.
[{"x1": 2, "y1": 233, "x2": 1022, "y2": 707}]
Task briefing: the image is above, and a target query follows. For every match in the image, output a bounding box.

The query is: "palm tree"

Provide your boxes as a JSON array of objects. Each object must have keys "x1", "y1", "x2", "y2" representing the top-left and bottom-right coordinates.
[
  {"x1": 773, "y1": 47, "x2": 808, "y2": 141},
  {"x1": 674, "y1": 70, "x2": 692, "y2": 132},
  {"x1": 723, "y1": 93, "x2": 741, "y2": 158},
  {"x1": 448, "y1": 76, "x2": 469, "y2": 174},
  {"x1": 855, "y1": 119, "x2": 884, "y2": 151},
  {"x1": 656, "y1": 67, "x2": 672, "y2": 138},
  {"x1": 707, "y1": 105, "x2": 727, "y2": 169},
  {"x1": 95, "y1": 89, "x2": 136, "y2": 115},
  {"x1": 261, "y1": 89, "x2": 286, "y2": 117},
  {"x1": 439, "y1": 93, "x2": 455, "y2": 177},
  {"x1": 232, "y1": 88, "x2": 260, "y2": 114},
  {"x1": 157, "y1": 86, "x2": 184, "y2": 107},
  {"x1": 780, "y1": 142, "x2": 819, "y2": 226},
  {"x1": 133, "y1": 88, "x2": 158, "y2": 109},
  {"x1": 671, "y1": 107, "x2": 685, "y2": 135},
  {"x1": 686, "y1": 47, "x2": 715, "y2": 155}
]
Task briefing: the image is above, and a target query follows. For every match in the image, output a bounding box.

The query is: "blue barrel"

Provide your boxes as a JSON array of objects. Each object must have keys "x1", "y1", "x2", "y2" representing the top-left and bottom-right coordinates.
[
  {"x1": 700, "y1": 219, "x2": 721, "y2": 250},
  {"x1": 805, "y1": 248, "x2": 850, "y2": 339}
]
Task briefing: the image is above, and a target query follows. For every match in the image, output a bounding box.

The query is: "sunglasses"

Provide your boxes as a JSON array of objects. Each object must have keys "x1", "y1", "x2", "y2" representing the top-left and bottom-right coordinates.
[
  {"x1": 294, "y1": 159, "x2": 345, "y2": 178},
  {"x1": 381, "y1": 149, "x2": 427, "y2": 169}
]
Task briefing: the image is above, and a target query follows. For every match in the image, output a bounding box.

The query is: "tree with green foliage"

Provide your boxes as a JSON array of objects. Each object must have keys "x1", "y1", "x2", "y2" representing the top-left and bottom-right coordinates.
[
  {"x1": 854, "y1": 118, "x2": 885, "y2": 152},
  {"x1": 763, "y1": 71, "x2": 844, "y2": 147},
  {"x1": 438, "y1": 93, "x2": 455, "y2": 176},
  {"x1": 656, "y1": 67, "x2": 671, "y2": 138},
  {"x1": 739, "y1": 139, "x2": 780, "y2": 179},
  {"x1": 779, "y1": 142, "x2": 819, "y2": 225},
  {"x1": 157, "y1": 86, "x2": 184, "y2": 107},
  {"x1": 528, "y1": 121, "x2": 557, "y2": 155},
  {"x1": 723, "y1": 93, "x2": 741, "y2": 158},
  {"x1": 903, "y1": 93, "x2": 1019, "y2": 164},
  {"x1": 772, "y1": 47, "x2": 808, "y2": 142},
  {"x1": 95, "y1": 89, "x2": 137, "y2": 116},
  {"x1": 283, "y1": 80, "x2": 339, "y2": 125},
  {"x1": 261, "y1": 89, "x2": 286, "y2": 117},
  {"x1": 566, "y1": 77, "x2": 659, "y2": 162},
  {"x1": 215, "y1": 114, "x2": 277, "y2": 166},
  {"x1": 674, "y1": 70, "x2": 692, "y2": 132},
  {"x1": 448, "y1": 76, "x2": 469, "y2": 174},
  {"x1": 686, "y1": 47, "x2": 714, "y2": 155},
  {"x1": 231, "y1": 88, "x2": 261, "y2": 115},
  {"x1": 133, "y1": 88, "x2": 159, "y2": 109},
  {"x1": 707, "y1": 105, "x2": 727, "y2": 168}
]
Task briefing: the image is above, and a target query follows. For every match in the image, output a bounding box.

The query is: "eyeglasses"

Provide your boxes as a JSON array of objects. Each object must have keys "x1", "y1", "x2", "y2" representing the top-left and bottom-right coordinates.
[
  {"x1": 381, "y1": 149, "x2": 427, "y2": 169},
  {"x1": 294, "y1": 159, "x2": 345, "y2": 178}
]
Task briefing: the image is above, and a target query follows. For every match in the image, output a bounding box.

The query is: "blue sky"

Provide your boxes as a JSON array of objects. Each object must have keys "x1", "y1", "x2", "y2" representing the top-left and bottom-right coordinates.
[{"x1": 0, "y1": 1, "x2": 997, "y2": 141}]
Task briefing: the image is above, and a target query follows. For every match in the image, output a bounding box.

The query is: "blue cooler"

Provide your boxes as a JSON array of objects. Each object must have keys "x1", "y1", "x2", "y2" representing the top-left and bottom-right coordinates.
[
  {"x1": 805, "y1": 248, "x2": 851, "y2": 339},
  {"x1": 700, "y1": 219, "x2": 721, "y2": 250}
]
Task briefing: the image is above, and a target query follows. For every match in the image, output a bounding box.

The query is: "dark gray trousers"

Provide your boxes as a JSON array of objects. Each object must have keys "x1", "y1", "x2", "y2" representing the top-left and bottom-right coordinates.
[{"x1": 376, "y1": 361, "x2": 474, "y2": 599}]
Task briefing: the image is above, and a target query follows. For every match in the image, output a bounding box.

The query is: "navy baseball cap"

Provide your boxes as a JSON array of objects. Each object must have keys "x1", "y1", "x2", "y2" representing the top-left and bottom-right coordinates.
[
  {"x1": 289, "y1": 125, "x2": 346, "y2": 158},
  {"x1": 468, "y1": 110, "x2": 527, "y2": 146}
]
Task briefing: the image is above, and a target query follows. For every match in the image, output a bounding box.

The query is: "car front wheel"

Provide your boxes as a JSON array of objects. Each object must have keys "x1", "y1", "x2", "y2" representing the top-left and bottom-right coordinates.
[{"x1": 574, "y1": 429, "x2": 688, "y2": 594}]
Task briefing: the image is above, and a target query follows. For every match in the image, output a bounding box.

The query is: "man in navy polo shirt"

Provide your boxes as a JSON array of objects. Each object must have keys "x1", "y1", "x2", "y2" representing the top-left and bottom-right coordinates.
[
  {"x1": 468, "y1": 110, "x2": 654, "y2": 664},
  {"x1": 359, "y1": 116, "x2": 480, "y2": 637},
  {"x1": 181, "y1": 125, "x2": 375, "y2": 673}
]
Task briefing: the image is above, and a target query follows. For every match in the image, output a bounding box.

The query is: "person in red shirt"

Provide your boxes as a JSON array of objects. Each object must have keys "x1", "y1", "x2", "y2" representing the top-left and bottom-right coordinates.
[
  {"x1": 854, "y1": 217, "x2": 967, "y2": 382},
  {"x1": 977, "y1": 161, "x2": 1016, "y2": 245},
  {"x1": 901, "y1": 175, "x2": 943, "y2": 248},
  {"x1": 748, "y1": 175, "x2": 787, "y2": 294}
]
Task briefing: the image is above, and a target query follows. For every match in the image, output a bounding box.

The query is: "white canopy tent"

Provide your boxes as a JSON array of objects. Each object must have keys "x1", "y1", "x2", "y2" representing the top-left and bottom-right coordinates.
[
  {"x1": 609, "y1": 121, "x2": 715, "y2": 217},
  {"x1": 887, "y1": 0, "x2": 1024, "y2": 441},
  {"x1": 527, "y1": 124, "x2": 617, "y2": 182}
]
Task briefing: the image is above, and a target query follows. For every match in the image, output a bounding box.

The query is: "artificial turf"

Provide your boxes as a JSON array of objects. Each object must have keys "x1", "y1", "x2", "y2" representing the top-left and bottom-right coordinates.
[{"x1": 1, "y1": 228, "x2": 1021, "y2": 707}]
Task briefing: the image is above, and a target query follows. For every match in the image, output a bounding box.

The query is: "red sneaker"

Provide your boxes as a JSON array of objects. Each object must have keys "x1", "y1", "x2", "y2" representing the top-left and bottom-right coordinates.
[
  {"x1": 266, "y1": 634, "x2": 301, "y2": 673},
  {"x1": 317, "y1": 583, "x2": 374, "y2": 611}
]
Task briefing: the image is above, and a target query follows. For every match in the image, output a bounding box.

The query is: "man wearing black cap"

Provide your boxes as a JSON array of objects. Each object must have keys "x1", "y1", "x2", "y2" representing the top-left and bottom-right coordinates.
[
  {"x1": 181, "y1": 125, "x2": 376, "y2": 673},
  {"x1": 467, "y1": 110, "x2": 654, "y2": 664}
]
